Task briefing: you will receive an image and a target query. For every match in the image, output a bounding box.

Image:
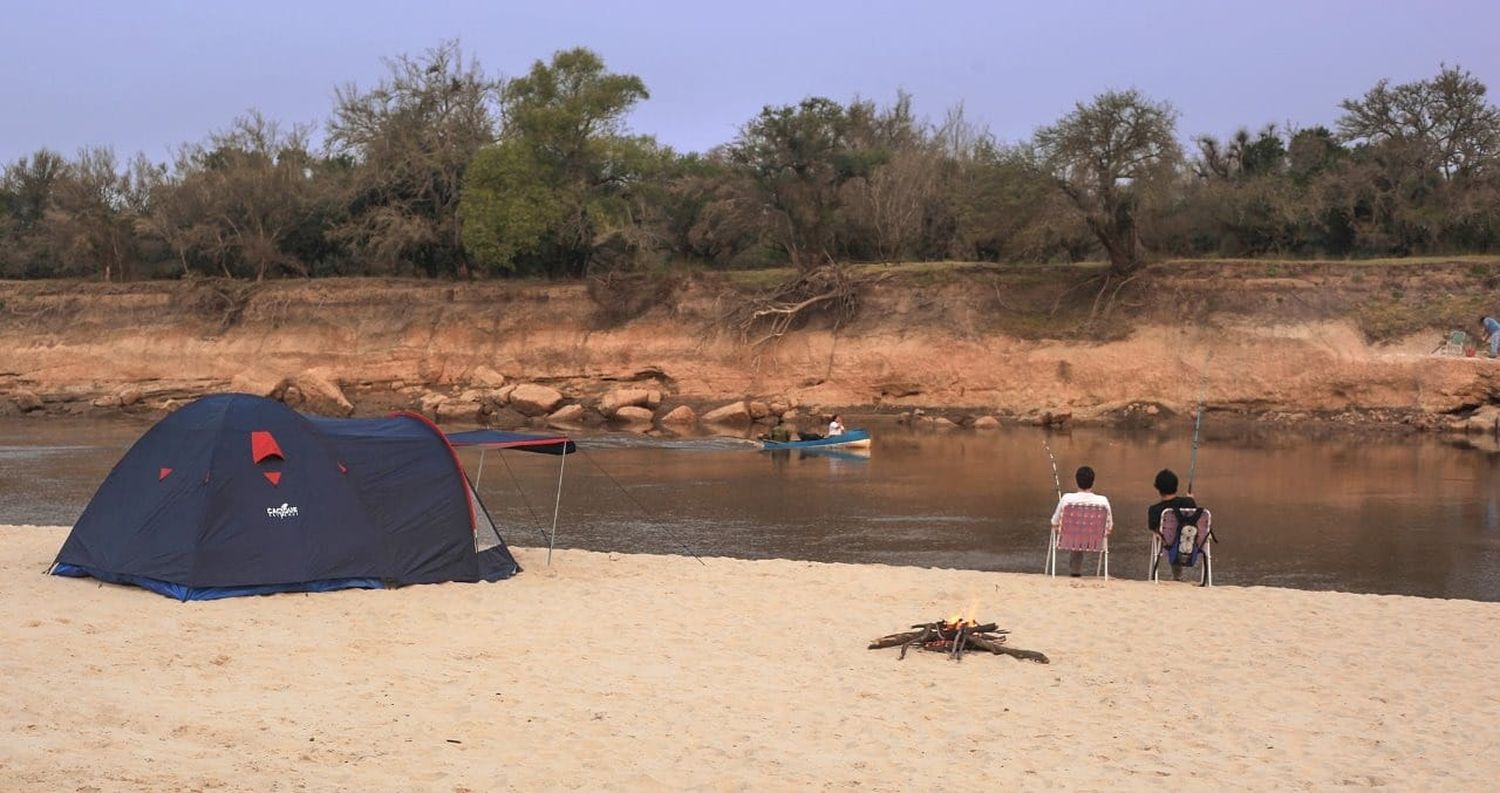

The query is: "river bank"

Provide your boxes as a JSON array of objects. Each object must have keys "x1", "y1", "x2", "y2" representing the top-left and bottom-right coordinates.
[
  {"x1": 4, "y1": 524, "x2": 1498, "y2": 791},
  {"x1": 2, "y1": 261, "x2": 1498, "y2": 436}
]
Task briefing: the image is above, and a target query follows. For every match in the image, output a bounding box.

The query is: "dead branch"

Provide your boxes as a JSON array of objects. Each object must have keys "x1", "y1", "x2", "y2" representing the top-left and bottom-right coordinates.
[{"x1": 731, "y1": 263, "x2": 867, "y2": 348}]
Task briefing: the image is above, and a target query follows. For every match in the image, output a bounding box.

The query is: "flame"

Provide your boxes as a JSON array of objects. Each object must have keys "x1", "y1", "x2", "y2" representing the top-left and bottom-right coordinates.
[{"x1": 944, "y1": 599, "x2": 982, "y2": 628}]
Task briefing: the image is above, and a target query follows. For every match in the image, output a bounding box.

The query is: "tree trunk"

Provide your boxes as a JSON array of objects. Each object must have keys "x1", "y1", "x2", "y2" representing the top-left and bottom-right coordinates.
[{"x1": 1085, "y1": 211, "x2": 1145, "y2": 277}]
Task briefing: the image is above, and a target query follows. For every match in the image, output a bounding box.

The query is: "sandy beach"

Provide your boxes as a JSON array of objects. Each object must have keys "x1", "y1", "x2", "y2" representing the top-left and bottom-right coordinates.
[{"x1": 4, "y1": 525, "x2": 1499, "y2": 791}]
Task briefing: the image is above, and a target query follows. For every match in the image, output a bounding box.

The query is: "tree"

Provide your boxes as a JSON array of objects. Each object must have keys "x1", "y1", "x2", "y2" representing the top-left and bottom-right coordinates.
[
  {"x1": 950, "y1": 143, "x2": 1094, "y2": 262},
  {"x1": 677, "y1": 152, "x2": 778, "y2": 268},
  {"x1": 136, "y1": 155, "x2": 214, "y2": 277},
  {"x1": 1286, "y1": 126, "x2": 1346, "y2": 183},
  {"x1": 840, "y1": 93, "x2": 943, "y2": 262},
  {"x1": 461, "y1": 48, "x2": 652, "y2": 277},
  {"x1": 155, "y1": 113, "x2": 332, "y2": 280},
  {"x1": 141, "y1": 113, "x2": 340, "y2": 280},
  {"x1": 718, "y1": 98, "x2": 889, "y2": 269},
  {"x1": 1338, "y1": 65, "x2": 1500, "y2": 180},
  {"x1": 1196, "y1": 126, "x2": 1285, "y2": 181},
  {"x1": 1032, "y1": 89, "x2": 1181, "y2": 276},
  {"x1": 44, "y1": 147, "x2": 151, "y2": 281},
  {"x1": 0, "y1": 150, "x2": 67, "y2": 276},
  {"x1": 328, "y1": 41, "x2": 501, "y2": 277}
]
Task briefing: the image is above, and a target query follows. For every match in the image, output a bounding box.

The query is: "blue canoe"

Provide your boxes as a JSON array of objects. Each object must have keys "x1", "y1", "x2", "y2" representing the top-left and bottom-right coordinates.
[{"x1": 761, "y1": 428, "x2": 872, "y2": 451}]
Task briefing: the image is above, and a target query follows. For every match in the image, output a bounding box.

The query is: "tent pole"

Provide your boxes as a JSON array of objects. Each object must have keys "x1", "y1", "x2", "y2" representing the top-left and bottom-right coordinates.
[
  {"x1": 475, "y1": 448, "x2": 487, "y2": 488},
  {"x1": 547, "y1": 451, "x2": 566, "y2": 566}
]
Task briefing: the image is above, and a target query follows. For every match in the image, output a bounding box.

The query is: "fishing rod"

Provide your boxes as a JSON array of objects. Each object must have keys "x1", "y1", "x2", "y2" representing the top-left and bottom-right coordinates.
[
  {"x1": 1042, "y1": 432, "x2": 1063, "y2": 501},
  {"x1": 1041, "y1": 431, "x2": 1063, "y2": 575},
  {"x1": 1186, "y1": 349, "x2": 1214, "y2": 496}
]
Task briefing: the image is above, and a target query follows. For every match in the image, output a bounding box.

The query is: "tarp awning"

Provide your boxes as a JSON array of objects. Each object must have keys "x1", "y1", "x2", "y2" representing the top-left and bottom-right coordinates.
[{"x1": 445, "y1": 429, "x2": 576, "y2": 455}]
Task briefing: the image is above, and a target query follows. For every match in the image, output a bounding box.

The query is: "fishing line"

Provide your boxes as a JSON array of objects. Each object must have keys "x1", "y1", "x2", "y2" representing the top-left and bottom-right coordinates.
[
  {"x1": 1186, "y1": 349, "x2": 1214, "y2": 495},
  {"x1": 577, "y1": 446, "x2": 707, "y2": 566},
  {"x1": 498, "y1": 449, "x2": 553, "y2": 547}
]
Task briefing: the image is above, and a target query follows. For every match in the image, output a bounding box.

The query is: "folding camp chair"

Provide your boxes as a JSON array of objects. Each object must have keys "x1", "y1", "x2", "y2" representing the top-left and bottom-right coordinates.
[
  {"x1": 1437, "y1": 330, "x2": 1469, "y2": 356},
  {"x1": 1045, "y1": 503, "x2": 1111, "y2": 579},
  {"x1": 1150, "y1": 508, "x2": 1214, "y2": 586}
]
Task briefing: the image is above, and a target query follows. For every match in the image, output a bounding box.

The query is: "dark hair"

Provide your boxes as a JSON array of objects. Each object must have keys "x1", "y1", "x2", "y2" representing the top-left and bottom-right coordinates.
[
  {"x1": 1075, "y1": 466, "x2": 1095, "y2": 490},
  {"x1": 1154, "y1": 468, "x2": 1179, "y2": 496}
]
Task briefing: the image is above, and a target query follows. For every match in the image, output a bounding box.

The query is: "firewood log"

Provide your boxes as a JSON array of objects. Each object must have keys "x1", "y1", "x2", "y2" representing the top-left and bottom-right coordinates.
[
  {"x1": 967, "y1": 634, "x2": 1050, "y2": 663},
  {"x1": 868, "y1": 630, "x2": 926, "y2": 649}
]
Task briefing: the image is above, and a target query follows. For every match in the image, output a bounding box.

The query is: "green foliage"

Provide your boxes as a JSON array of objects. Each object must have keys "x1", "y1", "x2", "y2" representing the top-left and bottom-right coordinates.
[
  {"x1": 460, "y1": 47, "x2": 653, "y2": 277},
  {"x1": 460, "y1": 140, "x2": 566, "y2": 272},
  {"x1": 8, "y1": 51, "x2": 1500, "y2": 284},
  {"x1": 504, "y1": 48, "x2": 647, "y2": 147}
]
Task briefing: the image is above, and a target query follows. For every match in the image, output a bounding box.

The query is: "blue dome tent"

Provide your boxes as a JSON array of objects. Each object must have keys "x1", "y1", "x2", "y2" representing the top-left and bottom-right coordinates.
[{"x1": 50, "y1": 393, "x2": 573, "y2": 600}]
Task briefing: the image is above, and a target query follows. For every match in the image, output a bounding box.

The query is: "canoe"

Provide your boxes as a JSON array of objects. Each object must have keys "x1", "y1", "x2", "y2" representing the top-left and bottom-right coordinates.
[{"x1": 761, "y1": 428, "x2": 871, "y2": 451}]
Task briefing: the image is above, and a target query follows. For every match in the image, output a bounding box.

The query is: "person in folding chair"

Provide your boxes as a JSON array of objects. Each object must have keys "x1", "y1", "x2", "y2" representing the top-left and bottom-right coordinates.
[
  {"x1": 1048, "y1": 465, "x2": 1113, "y2": 578},
  {"x1": 1147, "y1": 468, "x2": 1211, "y2": 584}
]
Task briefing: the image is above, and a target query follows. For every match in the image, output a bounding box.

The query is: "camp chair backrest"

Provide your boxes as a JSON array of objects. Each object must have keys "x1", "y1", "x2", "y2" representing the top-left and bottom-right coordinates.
[
  {"x1": 1057, "y1": 503, "x2": 1110, "y2": 552},
  {"x1": 1158, "y1": 508, "x2": 1213, "y2": 552}
]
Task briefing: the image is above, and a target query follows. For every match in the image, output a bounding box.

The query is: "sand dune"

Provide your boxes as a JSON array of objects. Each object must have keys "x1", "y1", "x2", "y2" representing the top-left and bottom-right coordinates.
[{"x1": 4, "y1": 525, "x2": 1498, "y2": 791}]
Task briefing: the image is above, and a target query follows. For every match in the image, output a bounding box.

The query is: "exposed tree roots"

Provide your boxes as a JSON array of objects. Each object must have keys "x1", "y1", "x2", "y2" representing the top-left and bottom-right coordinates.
[{"x1": 733, "y1": 263, "x2": 876, "y2": 347}]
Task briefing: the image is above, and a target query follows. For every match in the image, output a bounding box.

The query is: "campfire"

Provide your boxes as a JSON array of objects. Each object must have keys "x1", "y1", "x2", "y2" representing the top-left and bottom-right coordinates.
[{"x1": 868, "y1": 615, "x2": 1049, "y2": 663}]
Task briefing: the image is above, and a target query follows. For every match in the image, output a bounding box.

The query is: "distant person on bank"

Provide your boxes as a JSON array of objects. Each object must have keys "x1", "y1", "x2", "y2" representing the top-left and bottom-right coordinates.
[
  {"x1": 1481, "y1": 315, "x2": 1500, "y2": 358},
  {"x1": 1147, "y1": 468, "x2": 1197, "y2": 581},
  {"x1": 1050, "y1": 465, "x2": 1113, "y2": 577}
]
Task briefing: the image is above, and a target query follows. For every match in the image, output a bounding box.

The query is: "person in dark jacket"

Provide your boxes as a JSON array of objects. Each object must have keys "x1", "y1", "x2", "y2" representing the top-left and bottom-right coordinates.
[{"x1": 1147, "y1": 468, "x2": 1197, "y2": 581}]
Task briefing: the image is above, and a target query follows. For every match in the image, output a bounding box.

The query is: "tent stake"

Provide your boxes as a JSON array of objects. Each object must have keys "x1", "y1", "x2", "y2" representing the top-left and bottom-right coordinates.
[{"x1": 548, "y1": 451, "x2": 566, "y2": 566}]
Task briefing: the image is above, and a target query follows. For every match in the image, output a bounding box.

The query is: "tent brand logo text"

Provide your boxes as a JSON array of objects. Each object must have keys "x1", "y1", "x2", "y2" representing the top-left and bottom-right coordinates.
[{"x1": 266, "y1": 503, "x2": 299, "y2": 519}]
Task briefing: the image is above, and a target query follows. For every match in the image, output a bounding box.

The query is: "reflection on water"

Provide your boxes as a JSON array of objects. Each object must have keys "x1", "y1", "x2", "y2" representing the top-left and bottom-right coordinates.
[{"x1": 3, "y1": 416, "x2": 1498, "y2": 600}]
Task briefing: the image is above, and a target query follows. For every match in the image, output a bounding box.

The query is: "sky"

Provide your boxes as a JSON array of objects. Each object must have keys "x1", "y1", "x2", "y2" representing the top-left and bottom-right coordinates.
[{"x1": 4, "y1": 0, "x2": 1498, "y2": 164}]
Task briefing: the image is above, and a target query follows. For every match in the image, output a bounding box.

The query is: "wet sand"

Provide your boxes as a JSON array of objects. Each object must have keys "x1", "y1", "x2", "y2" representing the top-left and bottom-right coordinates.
[{"x1": 4, "y1": 525, "x2": 1498, "y2": 791}]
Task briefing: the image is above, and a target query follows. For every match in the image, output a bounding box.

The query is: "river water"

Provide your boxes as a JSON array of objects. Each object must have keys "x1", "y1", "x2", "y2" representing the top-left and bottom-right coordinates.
[{"x1": 3, "y1": 416, "x2": 1498, "y2": 600}]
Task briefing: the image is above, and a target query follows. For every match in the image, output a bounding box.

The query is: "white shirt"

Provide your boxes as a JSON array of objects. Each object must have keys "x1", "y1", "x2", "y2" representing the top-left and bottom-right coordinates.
[
  {"x1": 828, "y1": 420, "x2": 845, "y2": 436},
  {"x1": 1050, "y1": 491, "x2": 1113, "y2": 533}
]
